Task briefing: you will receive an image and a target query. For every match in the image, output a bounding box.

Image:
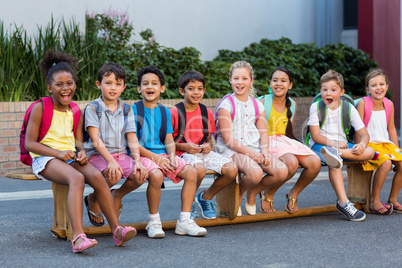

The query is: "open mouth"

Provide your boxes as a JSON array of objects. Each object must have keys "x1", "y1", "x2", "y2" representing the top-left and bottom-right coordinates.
[
  {"x1": 326, "y1": 98, "x2": 333, "y2": 104},
  {"x1": 61, "y1": 93, "x2": 71, "y2": 101}
]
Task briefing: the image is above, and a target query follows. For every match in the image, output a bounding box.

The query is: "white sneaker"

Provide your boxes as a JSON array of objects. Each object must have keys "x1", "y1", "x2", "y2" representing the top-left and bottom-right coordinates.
[
  {"x1": 145, "y1": 219, "x2": 165, "y2": 238},
  {"x1": 175, "y1": 219, "x2": 207, "y2": 236},
  {"x1": 321, "y1": 146, "x2": 343, "y2": 169}
]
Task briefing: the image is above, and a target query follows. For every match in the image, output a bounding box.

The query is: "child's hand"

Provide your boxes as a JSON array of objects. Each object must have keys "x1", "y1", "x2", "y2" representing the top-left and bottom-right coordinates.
[
  {"x1": 185, "y1": 143, "x2": 202, "y2": 154},
  {"x1": 334, "y1": 141, "x2": 348, "y2": 149},
  {"x1": 57, "y1": 150, "x2": 76, "y2": 162},
  {"x1": 134, "y1": 162, "x2": 148, "y2": 182},
  {"x1": 200, "y1": 143, "x2": 211, "y2": 154},
  {"x1": 76, "y1": 150, "x2": 88, "y2": 165},
  {"x1": 168, "y1": 153, "x2": 179, "y2": 170},
  {"x1": 251, "y1": 151, "x2": 265, "y2": 164},
  {"x1": 105, "y1": 160, "x2": 123, "y2": 182},
  {"x1": 261, "y1": 152, "x2": 271, "y2": 166},
  {"x1": 157, "y1": 155, "x2": 175, "y2": 173},
  {"x1": 352, "y1": 143, "x2": 365, "y2": 155}
]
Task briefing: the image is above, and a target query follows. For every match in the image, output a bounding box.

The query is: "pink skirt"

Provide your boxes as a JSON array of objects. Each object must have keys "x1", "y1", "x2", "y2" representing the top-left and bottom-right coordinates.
[{"x1": 268, "y1": 135, "x2": 316, "y2": 158}]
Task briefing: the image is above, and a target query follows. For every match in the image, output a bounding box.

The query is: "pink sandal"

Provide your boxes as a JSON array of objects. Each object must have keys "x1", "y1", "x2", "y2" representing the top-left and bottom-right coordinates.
[
  {"x1": 72, "y1": 233, "x2": 97, "y2": 253},
  {"x1": 113, "y1": 226, "x2": 137, "y2": 247}
]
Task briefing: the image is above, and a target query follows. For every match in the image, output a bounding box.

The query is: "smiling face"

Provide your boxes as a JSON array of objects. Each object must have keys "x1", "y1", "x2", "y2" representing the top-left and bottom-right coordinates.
[
  {"x1": 320, "y1": 80, "x2": 344, "y2": 110},
  {"x1": 229, "y1": 67, "x2": 253, "y2": 98},
  {"x1": 180, "y1": 80, "x2": 205, "y2": 105},
  {"x1": 366, "y1": 75, "x2": 388, "y2": 100},
  {"x1": 96, "y1": 73, "x2": 126, "y2": 103},
  {"x1": 270, "y1": 70, "x2": 293, "y2": 98},
  {"x1": 137, "y1": 73, "x2": 165, "y2": 104},
  {"x1": 47, "y1": 71, "x2": 76, "y2": 110}
]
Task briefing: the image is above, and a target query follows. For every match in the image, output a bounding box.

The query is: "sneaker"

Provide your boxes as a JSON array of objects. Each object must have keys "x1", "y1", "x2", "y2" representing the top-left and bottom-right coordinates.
[
  {"x1": 145, "y1": 219, "x2": 165, "y2": 238},
  {"x1": 195, "y1": 191, "x2": 218, "y2": 219},
  {"x1": 336, "y1": 201, "x2": 366, "y2": 222},
  {"x1": 321, "y1": 146, "x2": 343, "y2": 169},
  {"x1": 175, "y1": 219, "x2": 207, "y2": 236}
]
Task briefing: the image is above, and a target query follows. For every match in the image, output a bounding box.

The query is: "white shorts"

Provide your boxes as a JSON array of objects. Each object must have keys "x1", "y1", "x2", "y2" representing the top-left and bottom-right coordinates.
[
  {"x1": 180, "y1": 151, "x2": 232, "y2": 174},
  {"x1": 32, "y1": 156, "x2": 73, "y2": 181}
]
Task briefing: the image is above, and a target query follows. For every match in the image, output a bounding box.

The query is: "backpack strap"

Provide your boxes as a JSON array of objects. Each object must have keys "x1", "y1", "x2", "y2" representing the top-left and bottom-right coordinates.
[
  {"x1": 317, "y1": 100, "x2": 327, "y2": 128},
  {"x1": 38, "y1": 97, "x2": 54, "y2": 141},
  {"x1": 174, "y1": 102, "x2": 187, "y2": 143},
  {"x1": 122, "y1": 102, "x2": 131, "y2": 127},
  {"x1": 134, "y1": 101, "x2": 145, "y2": 134},
  {"x1": 340, "y1": 100, "x2": 352, "y2": 138},
  {"x1": 251, "y1": 97, "x2": 259, "y2": 123},
  {"x1": 226, "y1": 94, "x2": 236, "y2": 120},
  {"x1": 199, "y1": 103, "x2": 209, "y2": 145},
  {"x1": 362, "y1": 96, "x2": 392, "y2": 127},
  {"x1": 157, "y1": 103, "x2": 167, "y2": 144},
  {"x1": 69, "y1": 101, "x2": 81, "y2": 135}
]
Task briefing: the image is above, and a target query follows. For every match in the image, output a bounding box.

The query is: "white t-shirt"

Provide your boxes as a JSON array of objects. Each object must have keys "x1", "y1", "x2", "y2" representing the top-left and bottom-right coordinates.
[
  {"x1": 367, "y1": 110, "x2": 392, "y2": 144},
  {"x1": 215, "y1": 95, "x2": 265, "y2": 153},
  {"x1": 308, "y1": 101, "x2": 365, "y2": 147}
]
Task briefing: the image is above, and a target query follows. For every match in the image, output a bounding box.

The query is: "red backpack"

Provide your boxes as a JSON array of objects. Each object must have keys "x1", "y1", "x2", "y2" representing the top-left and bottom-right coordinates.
[{"x1": 20, "y1": 97, "x2": 81, "y2": 166}]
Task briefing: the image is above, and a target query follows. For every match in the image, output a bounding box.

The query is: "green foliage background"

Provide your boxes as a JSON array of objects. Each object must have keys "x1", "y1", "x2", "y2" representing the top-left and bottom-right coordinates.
[{"x1": 0, "y1": 8, "x2": 377, "y2": 102}]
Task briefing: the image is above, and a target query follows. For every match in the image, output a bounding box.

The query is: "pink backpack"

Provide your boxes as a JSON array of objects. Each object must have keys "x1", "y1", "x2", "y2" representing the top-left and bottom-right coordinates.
[
  {"x1": 362, "y1": 96, "x2": 392, "y2": 127},
  {"x1": 20, "y1": 97, "x2": 81, "y2": 166},
  {"x1": 213, "y1": 94, "x2": 259, "y2": 139}
]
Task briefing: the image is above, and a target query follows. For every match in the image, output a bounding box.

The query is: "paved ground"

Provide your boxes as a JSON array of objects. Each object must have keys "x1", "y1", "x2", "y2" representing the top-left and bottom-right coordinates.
[{"x1": 1, "y1": 168, "x2": 401, "y2": 267}]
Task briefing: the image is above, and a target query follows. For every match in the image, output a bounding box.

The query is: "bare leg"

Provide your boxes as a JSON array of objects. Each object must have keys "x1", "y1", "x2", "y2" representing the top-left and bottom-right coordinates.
[
  {"x1": 328, "y1": 168, "x2": 348, "y2": 204},
  {"x1": 40, "y1": 159, "x2": 85, "y2": 246},
  {"x1": 177, "y1": 165, "x2": 198, "y2": 212},
  {"x1": 203, "y1": 162, "x2": 238, "y2": 200},
  {"x1": 339, "y1": 147, "x2": 374, "y2": 161},
  {"x1": 146, "y1": 169, "x2": 164, "y2": 214},
  {"x1": 370, "y1": 160, "x2": 392, "y2": 213},
  {"x1": 194, "y1": 163, "x2": 207, "y2": 189},
  {"x1": 285, "y1": 154, "x2": 321, "y2": 212},
  {"x1": 389, "y1": 161, "x2": 402, "y2": 210}
]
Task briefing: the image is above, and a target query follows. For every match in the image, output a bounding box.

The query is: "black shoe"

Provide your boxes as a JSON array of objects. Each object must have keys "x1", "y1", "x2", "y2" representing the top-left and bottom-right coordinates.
[{"x1": 336, "y1": 200, "x2": 366, "y2": 222}]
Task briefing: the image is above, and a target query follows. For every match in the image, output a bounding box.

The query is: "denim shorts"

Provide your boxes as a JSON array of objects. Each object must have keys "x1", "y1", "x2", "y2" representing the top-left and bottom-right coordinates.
[
  {"x1": 311, "y1": 142, "x2": 354, "y2": 164},
  {"x1": 32, "y1": 156, "x2": 74, "y2": 181}
]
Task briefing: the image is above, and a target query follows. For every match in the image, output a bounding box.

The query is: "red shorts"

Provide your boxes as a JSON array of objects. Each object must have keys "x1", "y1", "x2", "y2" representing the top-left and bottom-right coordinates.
[{"x1": 140, "y1": 154, "x2": 189, "y2": 184}]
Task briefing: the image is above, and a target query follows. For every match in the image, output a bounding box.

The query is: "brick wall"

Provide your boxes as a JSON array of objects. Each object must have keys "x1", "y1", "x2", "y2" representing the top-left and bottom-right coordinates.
[{"x1": 0, "y1": 97, "x2": 313, "y2": 176}]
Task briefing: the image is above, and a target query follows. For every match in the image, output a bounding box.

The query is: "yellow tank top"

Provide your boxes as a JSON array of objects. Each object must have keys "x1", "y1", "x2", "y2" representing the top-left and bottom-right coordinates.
[
  {"x1": 30, "y1": 109, "x2": 76, "y2": 158},
  {"x1": 267, "y1": 106, "x2": 288, "y2": 135}
]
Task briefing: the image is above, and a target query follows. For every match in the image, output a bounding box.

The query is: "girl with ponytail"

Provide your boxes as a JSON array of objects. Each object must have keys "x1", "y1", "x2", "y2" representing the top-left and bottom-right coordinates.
[{"x1": 256, "y1": 67, "x2": 321, "y2": 213}]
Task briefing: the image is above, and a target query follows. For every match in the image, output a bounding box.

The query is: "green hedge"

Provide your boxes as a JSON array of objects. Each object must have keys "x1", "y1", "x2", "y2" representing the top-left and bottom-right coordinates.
[{"x1": 0, "y1": 8, "x2": 377, "y2": 102}]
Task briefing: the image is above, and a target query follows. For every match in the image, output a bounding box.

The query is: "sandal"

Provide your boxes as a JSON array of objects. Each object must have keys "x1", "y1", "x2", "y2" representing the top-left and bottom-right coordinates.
[
  {"x1": 113, "y1": 226, "x2": 137, "y2": 247},
  {"x1": 84, "y1": 195, "x2": 104, "y2": 227},
  {"x1": 285, "y1": 194, "x2": 297, "y2": 214},
  {"x1": 259, "y1": 192, "x2": 274, "y2": 213},
  {"x1": 370, "y1": 202, "x2": 393, "y2": 215},
  {"x1": 393, "y1": 204, "x2": 402, "y2": 213},
  {"x1": 72, "y1": 233, "x2": 97, "y2": 253}
]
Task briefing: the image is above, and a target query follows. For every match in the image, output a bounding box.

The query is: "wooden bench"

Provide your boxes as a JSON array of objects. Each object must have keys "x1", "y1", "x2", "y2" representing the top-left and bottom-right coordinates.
[{"x1": 5, "y1": 162, "x2": 369, "y2": 240}]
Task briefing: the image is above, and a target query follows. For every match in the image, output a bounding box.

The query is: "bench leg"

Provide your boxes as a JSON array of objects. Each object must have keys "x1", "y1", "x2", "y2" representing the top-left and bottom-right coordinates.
[
  {"x1": 51, "y1": 183, "x2": 73, "y2": 241},
  {"x1": 346, "y1": 164, "x2": 373, "y2": 213},
  {"x1": 215, "y1": 173, "x2": 240, "y2": 220}
]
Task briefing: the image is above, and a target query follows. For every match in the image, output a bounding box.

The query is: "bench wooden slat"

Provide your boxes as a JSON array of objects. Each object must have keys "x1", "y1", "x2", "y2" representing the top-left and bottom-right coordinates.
[{"x1": 5, "y1": 172, "x2": 39, "y2": 180}]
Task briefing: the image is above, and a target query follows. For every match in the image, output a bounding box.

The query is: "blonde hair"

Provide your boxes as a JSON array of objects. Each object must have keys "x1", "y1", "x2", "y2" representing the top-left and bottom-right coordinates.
[
  {"x1": 229, "y1": 61, "x2": 256, "y2": 97},
  {"x1": 320, "y1": 69, "x2": 344, "y2": 89},
  {"x1": 365, "y1": 68, "x2": 389, "y2": 88}
]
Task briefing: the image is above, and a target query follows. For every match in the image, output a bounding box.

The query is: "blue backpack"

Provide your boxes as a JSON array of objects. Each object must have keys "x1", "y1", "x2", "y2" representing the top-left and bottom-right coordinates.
[{"x1": 257, "y1": 94, "x2": 296, "y2": 123}]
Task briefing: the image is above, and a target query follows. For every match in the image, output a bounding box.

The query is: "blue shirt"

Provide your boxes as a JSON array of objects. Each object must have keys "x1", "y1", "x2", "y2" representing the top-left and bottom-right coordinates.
[{"x1": 132, "y1": 103, "x2": 173, "y2": 154}]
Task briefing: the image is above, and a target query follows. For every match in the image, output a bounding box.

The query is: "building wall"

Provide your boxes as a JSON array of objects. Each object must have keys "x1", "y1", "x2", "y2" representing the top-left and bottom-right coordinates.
[
  {"x1": 1, "y1": 0, "x2": 344, "y2": 60},
  {"x1": 0, "y1": 97, "x2": 314, "y2": 176}
]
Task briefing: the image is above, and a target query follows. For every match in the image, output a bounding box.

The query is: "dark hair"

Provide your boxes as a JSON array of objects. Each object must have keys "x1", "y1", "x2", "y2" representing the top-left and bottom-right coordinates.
[
  {"x1": 270, "y1": 66, "x2": 297, "y2": 140},
  {"x1": 40, "y1": 50, "x2": 78, "y2": 85},
  {"x1": 98, "y1": 62, "x2": 126, "y2": 84},
  {"x1": 178, "y1": 70, "x2": 205, "y2": 90},
  {"x1": 137, "y1": 65, "x2": 165, "y2": 86}
]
